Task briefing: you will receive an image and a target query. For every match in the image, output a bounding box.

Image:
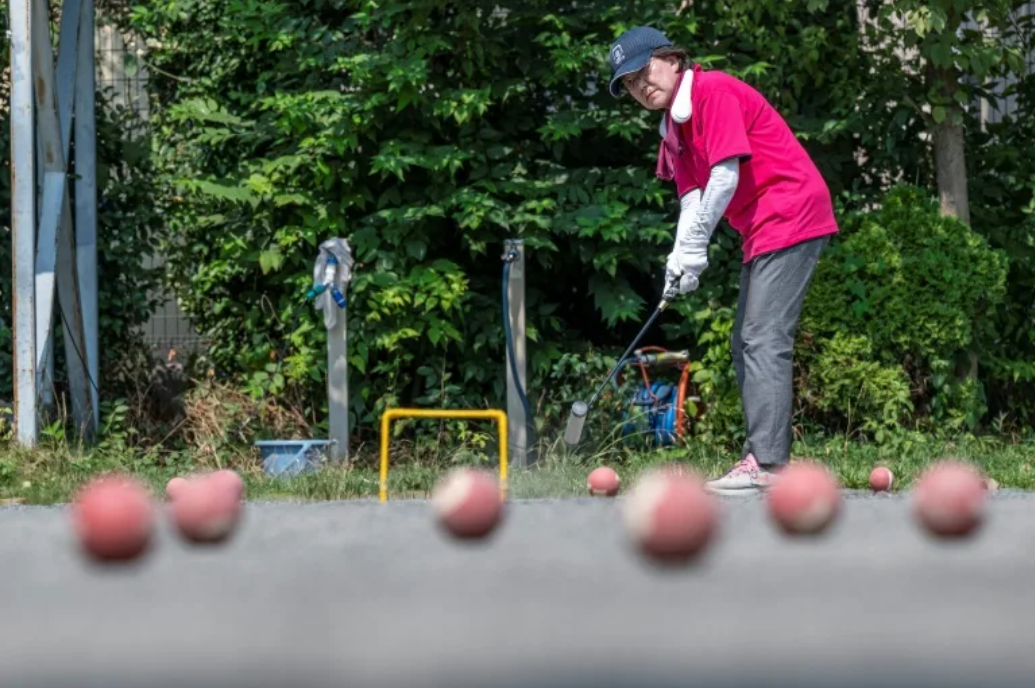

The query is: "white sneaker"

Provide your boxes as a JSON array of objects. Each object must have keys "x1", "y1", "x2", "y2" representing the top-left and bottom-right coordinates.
[{"x1": 704, "y1": 455, "x2": 779, "y2": 495}]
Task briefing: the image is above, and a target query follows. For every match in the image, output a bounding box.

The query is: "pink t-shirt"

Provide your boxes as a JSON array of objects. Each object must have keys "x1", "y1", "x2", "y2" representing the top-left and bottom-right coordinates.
[{"x1": 656, "y1": 65, "x2": 839, "y2": 263}]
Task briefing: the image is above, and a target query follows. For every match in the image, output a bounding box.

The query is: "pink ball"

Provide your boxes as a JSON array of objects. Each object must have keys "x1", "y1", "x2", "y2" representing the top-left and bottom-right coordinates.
[
  {"x1": 913, "y1": 461, "x2": 986, "y2": 538},
  {"x1": 869, "y1": 466, "x2": 894, "y2": 493},
  {"x1": 587, "y1": 466, "x2": 621, "y2": 497},
  {"x1": 165, "y1": 477, "x2": 189, "y2": 501},
  {"x1": 623, "y1": 469, "x2": 717, "y2": 565},
  {"x1": 170, "y1": 475, "x2": 243, "y2": 545},
  {"x1": 766, "y1": 462, "x2": 841, "y2": 535},
  {"x1": 209, "y1": 469, "x2": 245, "y2": 500},
  {"x1": 432, "y1": 468, "x2": 503, "y2": 540},
  {"x1": 72, "y1": 475, "x2": 155, "y2": 562}
]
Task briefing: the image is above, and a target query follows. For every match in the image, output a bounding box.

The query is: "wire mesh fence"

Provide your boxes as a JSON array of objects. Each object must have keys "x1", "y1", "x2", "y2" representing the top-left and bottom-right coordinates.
[{"x1": 95, "y1": 17, "x2": 206, "y2": 361}]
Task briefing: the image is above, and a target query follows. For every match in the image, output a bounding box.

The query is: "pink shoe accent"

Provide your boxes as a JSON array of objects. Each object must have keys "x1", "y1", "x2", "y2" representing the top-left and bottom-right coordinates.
[{"x1": 721, "y1": 454, "x2": 760, "y2": 479}]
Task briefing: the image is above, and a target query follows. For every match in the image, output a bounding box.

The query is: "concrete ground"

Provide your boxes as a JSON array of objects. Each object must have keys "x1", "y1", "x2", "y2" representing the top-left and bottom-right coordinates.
[{"x1": 2, "y1": 491, "x2": 1035, "y2": 688}]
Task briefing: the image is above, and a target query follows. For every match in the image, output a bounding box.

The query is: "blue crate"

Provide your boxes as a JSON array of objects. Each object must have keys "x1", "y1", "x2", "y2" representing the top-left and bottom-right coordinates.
[{"x1": 254, "y1": 439, "x2": 336, "y2": 478}]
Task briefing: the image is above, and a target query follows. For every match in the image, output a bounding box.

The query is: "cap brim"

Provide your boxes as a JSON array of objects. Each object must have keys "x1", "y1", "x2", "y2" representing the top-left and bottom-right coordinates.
[{"x1": 608, "y1": 51, "x2": 651, "y2": 98}]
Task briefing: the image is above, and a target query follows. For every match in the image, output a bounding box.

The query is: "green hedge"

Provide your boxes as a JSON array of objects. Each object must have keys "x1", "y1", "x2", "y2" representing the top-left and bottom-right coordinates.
[{"x1": 799, "y1": 186, "x2": 1009, "y2": 440}]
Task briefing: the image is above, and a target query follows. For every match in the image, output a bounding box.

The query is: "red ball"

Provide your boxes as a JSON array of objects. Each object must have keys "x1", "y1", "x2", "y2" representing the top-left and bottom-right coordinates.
[
  {"x1": 869, "y1": 466, "x2": 894, "y2": 493},
  {"x1": 766, "y1": 462, "x2": 841, "y2": 535},
  {"x1": 623, "y1": 469, "x2": 717, "y2": 565},
  {"x1": 72, "y1": 475, "x2": 155, "y2": 562},
  {"x1": 165, "y1": 477, "x2": 189, "y2": 501},
  {"x1": 587, "y1": 466, "x2": 620, "y2": 497},
  {"x1": 170, "y1": 475, "x2": 243, "y2": 545},
  {"x1": 913, "y1": 461, "x2": 986, "y2": 538},
  {"x1": 209, "y1": 469, "x2": 245, "y2": 500},
  {"x1": 432, "y1": 468, "x2": 503, "y2": 540}
]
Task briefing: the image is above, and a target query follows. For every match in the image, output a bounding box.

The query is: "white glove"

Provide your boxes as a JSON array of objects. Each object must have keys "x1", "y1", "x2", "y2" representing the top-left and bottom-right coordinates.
[{"x1": 664, "y1": 251, "x2": 701, "y2": 299}]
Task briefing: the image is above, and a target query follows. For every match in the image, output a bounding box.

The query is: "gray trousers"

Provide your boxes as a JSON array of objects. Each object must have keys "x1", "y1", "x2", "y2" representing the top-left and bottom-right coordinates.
[{"x1": 731, "y1": 236, "x2": 829, "y2": 466}]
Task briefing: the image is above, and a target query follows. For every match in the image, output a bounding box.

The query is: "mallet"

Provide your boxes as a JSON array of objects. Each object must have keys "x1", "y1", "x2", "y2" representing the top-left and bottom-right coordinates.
[{"x1": 563, "y1": 294, "x2": 674, "y2": 447}]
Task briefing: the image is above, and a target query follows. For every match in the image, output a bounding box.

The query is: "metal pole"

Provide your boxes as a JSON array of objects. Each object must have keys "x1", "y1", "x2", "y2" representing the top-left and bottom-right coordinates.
[
  {"x1": 31, "y1": 0, "x2": 62, "y2": 417},
  {"x1": 11, "y1": 0, "x2": 38, "y2": 446},
  {"x1": 29, "y1": 2, "x2": 52, "y2": 412},
  {"x1": 31, "y1": 0, "x2": 93, "y2": 436},
  {"x1": 75, "y1": 0, "x2": 99, "y2": 432},
  {"x1": 327, "y1": 310, "x2": 349, "y2": 461},
  {"x1": 504, "y1": 239, "x2": 530, "y2": 468},
  {"x1": 54, "y1": 0, "x2": 94, "y2": 437}
]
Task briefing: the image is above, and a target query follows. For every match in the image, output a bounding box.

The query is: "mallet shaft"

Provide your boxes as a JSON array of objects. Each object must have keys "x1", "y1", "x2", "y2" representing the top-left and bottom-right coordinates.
[{"x1": 588, "y1": 300, "x2": 669, "y2": 408}]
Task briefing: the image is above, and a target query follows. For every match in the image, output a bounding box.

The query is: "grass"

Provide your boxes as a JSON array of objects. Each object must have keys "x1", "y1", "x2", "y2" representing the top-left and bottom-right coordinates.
[{"x1": 1, "y1": 432, "x2": 1034, "y2": 505}]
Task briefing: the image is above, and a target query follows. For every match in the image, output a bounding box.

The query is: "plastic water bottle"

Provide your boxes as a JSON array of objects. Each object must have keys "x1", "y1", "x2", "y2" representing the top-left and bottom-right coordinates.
[
  {"x1": 330, "y1": 286, "x2": 347, "y2": 309},
  {"x1": 323, "y1": 254, "x2": 339, "y2": 287}
]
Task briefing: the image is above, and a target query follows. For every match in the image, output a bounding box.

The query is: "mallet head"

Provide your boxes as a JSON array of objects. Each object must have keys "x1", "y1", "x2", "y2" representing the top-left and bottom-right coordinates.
[{"x1": 563, "y1": 401, "x2": 589, "y2": 447}]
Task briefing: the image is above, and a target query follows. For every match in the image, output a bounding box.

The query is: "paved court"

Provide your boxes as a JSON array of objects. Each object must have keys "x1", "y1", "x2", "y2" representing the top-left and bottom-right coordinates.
[{"x1": 2, "y1": 492, "x2": 1034, "y2": 687}]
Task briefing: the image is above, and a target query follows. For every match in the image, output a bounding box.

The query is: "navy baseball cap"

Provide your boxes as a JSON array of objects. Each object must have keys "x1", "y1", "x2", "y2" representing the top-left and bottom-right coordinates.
[{"x1": 608, "y1": 26, "x2": 672, "y2": 98}]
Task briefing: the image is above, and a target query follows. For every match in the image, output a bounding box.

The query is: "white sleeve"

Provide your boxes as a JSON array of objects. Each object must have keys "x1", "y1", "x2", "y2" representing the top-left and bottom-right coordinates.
[{"x1": 670, "y1": 158, "x2": 740, "y2": 278}]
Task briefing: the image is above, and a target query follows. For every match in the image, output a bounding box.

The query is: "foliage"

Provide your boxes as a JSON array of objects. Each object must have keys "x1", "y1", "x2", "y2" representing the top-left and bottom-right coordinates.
[
  {"x1": 799, "y1": 185, "x2": 1010, "y2": 439},
  {"x1": 858, "y1": 0, "x2": 1033, "y2": 227},
  {"x1": 861, "y1": 0, "x2": 1030, "y2": 129},
  {"x1": 968, "y1": 72, "x2": 1035, "y2": 426},
  {"x1": 798, "y1": 332, "x2": 914, "y2": 444}
]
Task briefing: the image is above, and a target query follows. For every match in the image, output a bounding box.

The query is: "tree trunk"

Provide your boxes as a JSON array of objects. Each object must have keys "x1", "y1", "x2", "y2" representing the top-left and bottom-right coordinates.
[
  {"x1": 929, "y1": 65, "x2": 971, "y2": 226},
  {"x1": 926, "y1": 12, "x2": 977, "y2": 389},
  {"x1": 932, "y1": 116, "x2": 970, "y2": 226}
]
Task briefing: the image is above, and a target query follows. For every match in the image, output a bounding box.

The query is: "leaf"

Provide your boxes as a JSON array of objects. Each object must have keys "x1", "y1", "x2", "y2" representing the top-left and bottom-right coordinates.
[
  {"x1": 247, "y1": 174, "x2": 275, "y2": 196},
  {"x1": 932, "y1": 106, "x2": 947, "y2": 124},
  {"x1": 259, "y1": 247, "x2": 284, "y2": 274},
  {"x1": 189, "y1": 180, "x2": 256, "y2": 204},
  {"x1": 587, "y1": 275, "x2": 645, "y2": 326},
  {"x1": 274, "y1": 193, "x2": 308, "y2": 207},
  {"x1": 349, "y1": 355, "x2": 367, "y2": 374},
  {"x1": 406, "y1": 241, "x2": 428, "y2": 260},
  {"x1": 927, "y1": 38, "x2": 954, "y2": 68}
]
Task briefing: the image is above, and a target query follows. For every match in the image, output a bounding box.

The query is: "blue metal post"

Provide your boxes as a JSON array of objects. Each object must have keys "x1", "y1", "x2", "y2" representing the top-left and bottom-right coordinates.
[{"x1": 75, "y1": 0, "x2": 99, "y2": 430}]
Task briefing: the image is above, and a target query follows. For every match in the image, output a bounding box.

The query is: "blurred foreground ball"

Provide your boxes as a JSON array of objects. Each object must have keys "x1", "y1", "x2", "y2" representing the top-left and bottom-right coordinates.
[
  {"x1": 623, "y1": 469, "x2": 716, "y2": 565},
  {"x1": 767, "y1": 462, "x2": 841, "y2": 536},
  {"x1": 869, "y1": 466, "x2": 894, "y2": 493},
  {"x1": 170, "y1": 475, "x2": 243, "y2": 545},
  {"x1": 165, "y1": 477, "x2": 189, "y2": 501},
  {"x1": 913, "y1": 461, "x2": 986, "y2": 538},
  {"x1": 73, "y1": 475, "x2": 155, "y2": 562},
  {"x1": 209, "y1": 469, "x2": 245, "y2": 500},
  {"x1": 432, "y1": 468, "x2": 503, "y2": 540},
  {"x1": 587, "y1": 466, "x2": 620, "y2": 497}
]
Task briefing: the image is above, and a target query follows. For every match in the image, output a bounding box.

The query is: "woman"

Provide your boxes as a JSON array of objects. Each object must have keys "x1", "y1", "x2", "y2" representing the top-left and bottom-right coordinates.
[{"x1": 607, "y1": 26, "x2": 839, "y2": 495}]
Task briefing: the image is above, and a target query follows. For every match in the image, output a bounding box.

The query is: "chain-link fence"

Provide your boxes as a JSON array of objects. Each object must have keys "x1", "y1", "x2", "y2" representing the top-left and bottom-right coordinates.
[{"x1": 95, "y1": 17, "x2": 206, "y2": 362}]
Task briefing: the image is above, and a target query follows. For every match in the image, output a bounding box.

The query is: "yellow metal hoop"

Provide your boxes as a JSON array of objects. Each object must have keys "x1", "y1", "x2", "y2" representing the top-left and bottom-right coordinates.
[{"x1": 379, "y1": 408, "x2": 508, "y2": 503}]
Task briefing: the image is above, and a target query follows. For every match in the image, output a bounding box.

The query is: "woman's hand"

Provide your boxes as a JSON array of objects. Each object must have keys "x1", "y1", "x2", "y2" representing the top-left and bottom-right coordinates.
[{"x1": 664, "y1": 251, "x2": 703, "y2": 299}]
